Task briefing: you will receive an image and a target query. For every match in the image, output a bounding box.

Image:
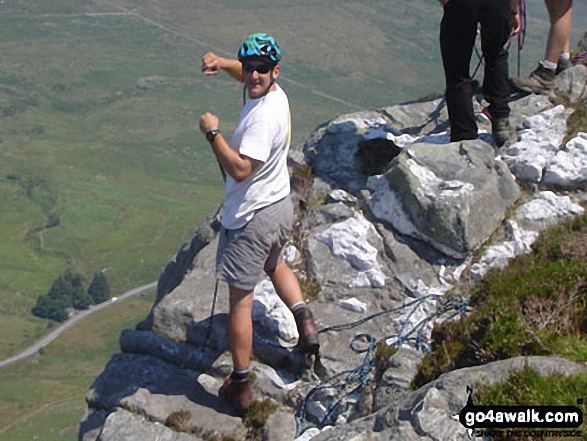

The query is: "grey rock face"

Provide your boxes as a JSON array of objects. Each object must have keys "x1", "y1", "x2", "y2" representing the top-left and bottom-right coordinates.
[
  {"x1": 98, "y1": 409, "x2": 203, "y2": 441},
  {"x1": 543, "y1": 132, "x2": 587, "y2": 190},
  {"x1": 119, "y1": 328, "x2": 226, "y2": 373},
  {"x1": 303, "y1": 111, "x2": 405, "y2": 193},
  {"x1": 156, "y1": 211, "x2": 220, "y2": 305},
  {"x1": 502, "y1": 105, "x2": 572, "y2": 184},
  {"x1": 373, "y1": 347, "x2": 423, "y2": 412},
  {"x1": 151, "y1": 235, "x2": 226, "y2": 345},
  {"x1": 378, "y1": 97, "x2": 449, "y2": 136},
  {"x1": 311, "y1": 357, "x2": 587, "y2": 441},
  {"x1": 263, "y1": 410, "x2": 298, "y2": 441},
  {"x1": 378, "y1": 357, "x2": 587, "y2": 441},
  {"x1": 82, "y1": 352, "x2": 247, "y2": 441},
  {"x1": 553, "y1": 65, "x2": 587, "y2": 104},
  {"x1": 367, "y1": 141, "x2": 520, "y2": 258}
]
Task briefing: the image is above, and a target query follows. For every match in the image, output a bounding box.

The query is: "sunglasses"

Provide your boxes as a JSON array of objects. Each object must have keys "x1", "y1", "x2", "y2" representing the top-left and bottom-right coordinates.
[{"x1": 243, "y1": 63, "x2": 273, "y2": 74}]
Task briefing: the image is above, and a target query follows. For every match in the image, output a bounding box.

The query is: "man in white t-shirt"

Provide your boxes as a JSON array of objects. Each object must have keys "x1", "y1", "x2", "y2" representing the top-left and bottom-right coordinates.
[{"x1": 199, "y1": 33, "x2": 319, "y2": 414}]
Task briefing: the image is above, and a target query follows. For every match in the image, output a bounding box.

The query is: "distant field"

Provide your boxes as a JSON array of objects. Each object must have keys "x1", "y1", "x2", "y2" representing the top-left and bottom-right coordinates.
[
  {"x1": 0, "y1": 5, "x2": 231, "y2": 358},
  {"x1": 0, "y1": 292, "x2": 155, "y2": 440}
]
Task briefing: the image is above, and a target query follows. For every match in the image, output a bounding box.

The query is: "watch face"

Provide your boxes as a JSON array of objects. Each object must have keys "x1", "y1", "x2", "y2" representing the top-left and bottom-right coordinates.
[{"x1": 206, "y1": 130, "x2": 218, "y2": 142}]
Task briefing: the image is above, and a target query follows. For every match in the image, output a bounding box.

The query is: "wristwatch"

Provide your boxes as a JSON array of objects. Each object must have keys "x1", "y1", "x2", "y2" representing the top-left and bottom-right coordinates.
[{"x1": 206, "y1": 129, "x2": 221, "y2": 143}]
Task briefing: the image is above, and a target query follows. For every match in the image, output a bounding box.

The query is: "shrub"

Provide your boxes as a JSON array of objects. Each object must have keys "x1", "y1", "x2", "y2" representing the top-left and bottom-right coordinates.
[
  {"x1": 244, "y1": 399, "x2": 279, "y2": 439},
  {"x1": 87, "y1": 272, "x2": 111, "y2": 304},
  {"x1": 412, "y1": 212, "x2": 587, "y2": 389},
  {"x1": 165, "y1": 410, "x2": 191, "y2": 432}
]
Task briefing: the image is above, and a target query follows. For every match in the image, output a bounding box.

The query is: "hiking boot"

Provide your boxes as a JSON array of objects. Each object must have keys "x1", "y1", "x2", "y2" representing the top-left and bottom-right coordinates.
[
  {"x1": 294, "y1": 308, "x2": 320, "y2": 355},
  {"x1": 219, "y1": 376, "x2": 253, "y2": 415},
  {"x1": 556, "y1": 58, "x2": 571, "y2": 75},
  {"x1": 492, "y1": 117, "x2": 510, "y2": 148},
  {"x1": 511, "y1": 64, "x2": 555, "y2": 94}
]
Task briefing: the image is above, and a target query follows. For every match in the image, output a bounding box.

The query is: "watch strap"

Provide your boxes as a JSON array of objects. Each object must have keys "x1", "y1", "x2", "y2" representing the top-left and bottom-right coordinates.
[{"x1": 206, "y1": 129, "x2": 221, "y2": 143}]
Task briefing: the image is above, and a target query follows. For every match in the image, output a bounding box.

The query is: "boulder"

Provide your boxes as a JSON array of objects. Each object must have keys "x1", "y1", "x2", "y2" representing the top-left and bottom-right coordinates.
[
  {"x1": 553, "y1": 65, "x2": 587, "y2": 104},
  {"x1": 543, "y1": 132, "x2": 587, "y2": 190},
  {"x1": 502, "y1": 105, "x2": 572, "y2": 183},
  {"x1": 367, "y1": 140, "x2": 520, "y2": 259},
  {"x1": 81, "y1": 352, "x2": 248, "y2": 441},
  {"x1": 97, "y1": 408, "x2": 202, "y2": 441}
]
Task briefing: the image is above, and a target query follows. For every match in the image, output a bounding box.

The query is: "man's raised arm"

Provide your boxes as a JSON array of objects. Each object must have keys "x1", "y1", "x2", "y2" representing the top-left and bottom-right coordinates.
[{"x1": 201, "y1": 51, "x2": 244, "y2": 82}]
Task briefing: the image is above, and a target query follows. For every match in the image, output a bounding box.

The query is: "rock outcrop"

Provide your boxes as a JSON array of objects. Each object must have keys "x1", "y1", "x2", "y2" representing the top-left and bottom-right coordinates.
[
  {"x1": 80, "y1": 66, "x2": 586, "y2": 441},
  {"x1": 309, "y1": 357, "x2": 587, "y2": 441}
]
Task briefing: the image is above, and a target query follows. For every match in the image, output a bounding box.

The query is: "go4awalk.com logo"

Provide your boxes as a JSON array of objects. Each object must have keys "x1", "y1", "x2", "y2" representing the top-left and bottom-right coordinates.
[{"x1": 455, "y1": 387, "x2": 584, "y2": 439}]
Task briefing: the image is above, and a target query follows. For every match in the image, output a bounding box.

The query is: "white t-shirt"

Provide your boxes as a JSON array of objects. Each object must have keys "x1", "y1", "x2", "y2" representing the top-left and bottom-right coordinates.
[{"x1": 221, "y1": 84, "x2": 292, "y2": 230}]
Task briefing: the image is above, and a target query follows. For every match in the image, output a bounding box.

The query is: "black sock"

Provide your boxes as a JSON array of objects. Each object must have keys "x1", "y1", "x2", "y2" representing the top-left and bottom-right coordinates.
[
  {"x1": 292, "y1": 304, "x2": 311, "y2": 323},
  {"x1": 231, "y1": 368, "x2": 249, "y2": 383}
]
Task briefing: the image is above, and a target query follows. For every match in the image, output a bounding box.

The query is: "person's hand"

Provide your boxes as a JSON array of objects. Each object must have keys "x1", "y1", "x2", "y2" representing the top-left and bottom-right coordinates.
[
  {"x1": 510, "y1": 13, "x2": 520, "y2": 35},
  {"x1": 201, "y1": 52, "x2": 224, "y2": 76},
  {"x1": 438, "y1": 0, "x2": 447, "y2": 6},
  {"x1": 199, "y1": 113, "x2": 219, "y2": 134}
]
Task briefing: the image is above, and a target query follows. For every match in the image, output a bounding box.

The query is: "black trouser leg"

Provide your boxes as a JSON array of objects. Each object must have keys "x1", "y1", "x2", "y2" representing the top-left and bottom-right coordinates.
[
  {"x1": 440, "y1": 0, "x2": 478, "y2": 142},
  {"x1": 480, "y1": 0, "x2": 511, "y2": 120}
]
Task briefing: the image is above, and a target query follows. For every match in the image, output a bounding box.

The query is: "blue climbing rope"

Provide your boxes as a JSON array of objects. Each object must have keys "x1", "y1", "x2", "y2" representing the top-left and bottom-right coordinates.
[{"x1": 294, "y1": 293, "x2": 470, "y2": 438}]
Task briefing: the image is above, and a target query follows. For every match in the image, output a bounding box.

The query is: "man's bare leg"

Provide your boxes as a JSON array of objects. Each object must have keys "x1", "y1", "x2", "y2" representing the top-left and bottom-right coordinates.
[
  {"x1": 266, "y1": 260, "x2": 304, "y2": 308},
  {"x1": 267, "y1": 261, "x2": 320, "y2": 354},
  {"x1": 228, "y1": 285, "x2": 254, "y2": 369},
  {"x1": 544, "y1": 0, "x2": 573, "y2": 64}
]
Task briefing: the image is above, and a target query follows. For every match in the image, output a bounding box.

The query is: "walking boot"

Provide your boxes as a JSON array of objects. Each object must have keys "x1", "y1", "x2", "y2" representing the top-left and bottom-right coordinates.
[
  {"x1": 511, "y1": 64, "x2": 555, "y2": 95},
  {"x1": 492, "y1": 118, "x2": 510, "y2": 148},
  {"x1": 219, "y1": 375, "x2": 253, "y2": 415},
  {"x1": 294, "y1": 308, "x2": 320, "y2": 355},
  {"x1": 556, "y1": 58, "x2": 571, "y2": 75}
]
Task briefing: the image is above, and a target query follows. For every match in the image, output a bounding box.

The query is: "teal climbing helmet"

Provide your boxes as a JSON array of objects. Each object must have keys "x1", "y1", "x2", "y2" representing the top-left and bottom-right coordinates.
[{"x1": 237, "y1": 33, "x2": 281, "y2": 64}]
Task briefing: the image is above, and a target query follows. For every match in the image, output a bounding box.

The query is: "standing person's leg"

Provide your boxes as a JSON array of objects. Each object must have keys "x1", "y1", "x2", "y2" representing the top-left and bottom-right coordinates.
[
  {"x1": 512, "y1": 0, "x2": 572, "y2": 93},
  {"x1": 266, "y1": 260, "x2": 303, "y2": 308},
  {"x1": 544, "y1": 0, "x2": 573, "y2": 64},
  {"x1": 215, "y1": 225, "x2": 262, "y2": 414},
  {"x1": 263, "y1": 197, "x2": 319, "y2": 354},
  {"x1": 479, "y1": 0, "x2": 511, "y2": 146},
  {"x1": 228, "y1": 286, "x2": 254, "y2": 370},
  {"x1": 218, "y1": 284, "x2": 254, "y2": 413},
  {"x1": 440, "y1": 0, "x2": 479, "y2": 142},
  {"x1": 266, "y1": 261, "x2": 319, "y2": 353},
  {"x1": 556, "y1": 36, "x2": 571, "y2": 73}
]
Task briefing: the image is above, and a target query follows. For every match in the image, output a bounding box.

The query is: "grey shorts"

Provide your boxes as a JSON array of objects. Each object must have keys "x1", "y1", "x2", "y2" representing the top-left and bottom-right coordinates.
[{"x1": 216, "y1": 196, "x2": 294, "y2": 291}]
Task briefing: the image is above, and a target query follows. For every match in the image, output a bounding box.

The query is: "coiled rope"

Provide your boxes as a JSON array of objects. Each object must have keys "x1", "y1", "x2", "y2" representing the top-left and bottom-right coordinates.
[{"x1": 295, "y1": 293, "x2": 469, "y2": 438}]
